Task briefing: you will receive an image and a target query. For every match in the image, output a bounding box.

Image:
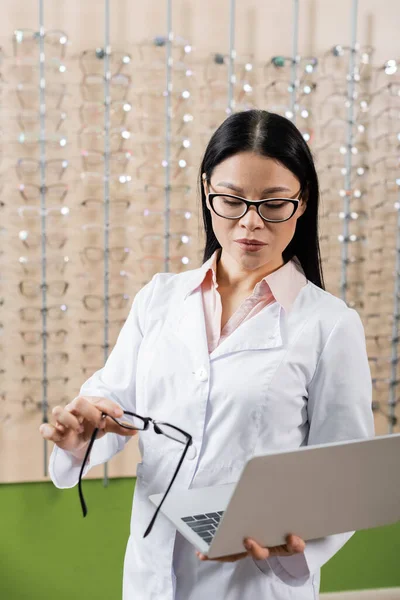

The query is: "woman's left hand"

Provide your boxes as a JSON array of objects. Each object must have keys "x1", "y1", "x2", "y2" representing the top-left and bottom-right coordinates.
[{"x1": 196, "y1": 533, "x2": 306, "y2": 563}]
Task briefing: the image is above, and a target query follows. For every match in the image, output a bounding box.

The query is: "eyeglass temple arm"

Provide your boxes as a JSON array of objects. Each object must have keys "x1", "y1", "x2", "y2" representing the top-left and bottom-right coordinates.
[
  {"x1": 143, "y1": 440, "x2": 191, "y2": 538},
  {"x1": 78, "y1": 426, "x2": 100, "y2": 517}
]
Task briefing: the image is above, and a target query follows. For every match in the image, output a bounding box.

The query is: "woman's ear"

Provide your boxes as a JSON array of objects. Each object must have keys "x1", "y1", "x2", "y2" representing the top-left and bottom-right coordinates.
[
  {"x1": 298, "y1": 198, "x2": 307, "y2": 217},
  {"x1": 202, "y1": 173, "x2": 211, "y2": 210},
  {"x1": 297, "y1": 189, "x2": 308, "y2": 218}
]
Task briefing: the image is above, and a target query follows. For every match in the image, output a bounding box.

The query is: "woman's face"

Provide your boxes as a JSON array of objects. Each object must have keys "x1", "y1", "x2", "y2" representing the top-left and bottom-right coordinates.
[{"x1": 203, "y1": 151, "x2": 306, "y2": 273}]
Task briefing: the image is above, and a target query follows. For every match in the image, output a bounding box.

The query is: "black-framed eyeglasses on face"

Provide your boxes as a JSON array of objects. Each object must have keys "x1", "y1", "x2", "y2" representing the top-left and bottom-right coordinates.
[
  {"x1": 207, "y1": 187, "x2": 300, "y2": 223},
  {"x1": 78, "y1": 410, "x2": 193, "y2": 538}
]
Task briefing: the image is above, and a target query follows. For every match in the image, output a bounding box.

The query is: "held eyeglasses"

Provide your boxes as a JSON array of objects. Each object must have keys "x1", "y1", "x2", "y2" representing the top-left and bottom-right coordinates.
[{"x1": 78, "y1": 410, "x2": 192, "y2": 538}]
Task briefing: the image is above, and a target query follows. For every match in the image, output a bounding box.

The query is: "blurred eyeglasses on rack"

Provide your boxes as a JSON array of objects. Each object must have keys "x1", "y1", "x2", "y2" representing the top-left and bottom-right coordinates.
[
  {"x1": 133, "y1": 87, "x2": 193, "y2": 118},
  {"x1": 140, "y1": 255, "x2": 192, "y2": 279},
  {"x1": 20, "y1": 304, "x2": 68, "y2": 323},
  {"x1": 22, "y1": 395, "x2": 70, "y2": 411},
  {"x1": 6, "y1": 58, "x2": 68, "y2": 87},
  {"x1": 81, "y1": 224, "x2": 137, "y2": 246},
  {"x1": 78, "y1": 125, "x2": 133, "y2": 153},
  {"x1": 136, "y1": 158, "x2": 194, "y2": 185},
  {"x1": 18, "y1": 183, "x2": 69, "y2": 203},
  {"x1": 16, "y1": 158, "x2": 70, "y2": 182},
  {"x1": 266, "y1": 55, "x2": 318, "y2": 75},
  {"x1": 371, "y1": 401, "x2": 398, "y2": 428},
  {"x1": 18, "y1": 206, "x2": 70, "y2": 228},
  {"x1": 81, "y1": 364, "x2": 103, "y2": 377},
  {"x1": 80, "y1": 171, "x2": 136, "y2": 197},
  {"x1": 321, "y1": 44, "x2": 374, "y2": 75},
  {"x1": 82, "y1": 294, "x2": 130, "y2": 311},
  {"x1": 15, "y1": 131, "x2": 68, "y2": 150},
  {"x1": 12, "y1": 29, "x2": 69, "y2": 59},
  {"x1": 134, "y1": 138, "x2": 195, "y2": 162},
  {"x1": 79, "y1": 100, "x2": 133, "y2": 129},
  {"x1": 371, "y1": 156, "x2": 400, "y2": 175},
  {"x1": 130, "y1": 207, "x2": 193, "y2": 231},
  {"x1": 21, "y1": 375, "x2": 69, "y2": 389},
  {"x1": 319, "y1": 162, "x2": 370, "y2": 182},
  {"x1": 21, "y1": 352, "x2": 69, "y2": 367},
  {"x1": 131, "y1": 35, "x2": 192, "y2": 66},
  {"x1": 370, "y1": 82, "x2": 400, "y2": 103},
  {"x1": 13, "y1": 108, "x2": 68, "y2": 134},
  {"x1": 136, "y1": 184, "x2": 193, "y2": 208},
  {"x1": 371, "y1": 106, "x2": 400, "y2": 135},
  {"x1": 79, "y1": 318, "x2": 126, "y2": 338},
  {"x1": 119, "y1": 232, "x2": 192, "y2": 256},
  {"x1": 373, "y1": 132, "x2": 400, "y2": 152},
  {"x1": 202, "y1": 52, "x2": 256, "y2": 85},
  {"x1": 15, "y1": 82, "x2": 68, "y2": 109},
  {"x1": 19, "y1": 280, "x2": 69, "y2": 298},
  {"x1": 20, "y1": 329, "x2": 68, "y2": 345},
  {"x1": 318, "y1": 116, "x2": 368, "y2": 144},
  {"x1": 19, "y1": 256, "x2": 69, "y2": 276},
  {"x1": 80, "y1": 246, "x2": 131, "y2": 264},
  {"x1": 79, "y1": 48, "x2": 132, "y2": 76},
  {"x1": 81, "y1": 343, "x2": 113, "y2": 360},
  {"x1": 77, "y1": 269, "x2": 137, "y2": 295},
  {"x1": 81, "y1": 73, "x2": 131, "y2": 102},
  {"x1": 263, "y1": 80, "x2": 317, "y2": 112},
  {"x1": 19, "y1": 230, "x2": 68, "y2": 250},
  {"x1": 130, "y1": 114, "x2": 193, "y2": 139},
  {"x1": 367, "y1": 334, "x2": 399, "y2": 351},
  {"x1": 80, "y1": 149, "x2": 133, "y2": 174},
  {"x1": 81, "y1": 197, "x2": 132, "y2": 216},
  {"x1": 317, "y1": 88, "x2": 370, "y2": 121}
]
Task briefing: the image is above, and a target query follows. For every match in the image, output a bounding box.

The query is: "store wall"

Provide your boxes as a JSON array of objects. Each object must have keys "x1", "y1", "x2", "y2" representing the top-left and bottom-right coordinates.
[
  {"x1": 1, "y1": 479, "x2": 400, "y2": 599},
  {"x1": 1, "y1": 0, "x2": 400, "y2": 595}
]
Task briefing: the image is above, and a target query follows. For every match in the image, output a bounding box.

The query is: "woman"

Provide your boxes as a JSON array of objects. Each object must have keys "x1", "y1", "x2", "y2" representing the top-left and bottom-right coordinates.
[{"x1": 40, "y1": 109, "x2": 374, "y2": 599}]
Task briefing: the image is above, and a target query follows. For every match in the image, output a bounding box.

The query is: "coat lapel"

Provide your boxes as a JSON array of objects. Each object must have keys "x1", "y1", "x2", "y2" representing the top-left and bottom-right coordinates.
[
  {"x1": 210, "y1": 301, "x2": 284, "y2": 360},
  {"x1": 167, "y1": 280, "x2": 284, "y2": 363},
  {"x1": 168, "y1": 287, "x2": 210, "y2": 368}
]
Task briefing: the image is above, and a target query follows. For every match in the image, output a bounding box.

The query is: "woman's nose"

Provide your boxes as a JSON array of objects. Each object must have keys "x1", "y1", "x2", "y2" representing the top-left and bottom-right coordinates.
[{"x1": 239, "y1": 206, "x2": 265, "y2": 229}]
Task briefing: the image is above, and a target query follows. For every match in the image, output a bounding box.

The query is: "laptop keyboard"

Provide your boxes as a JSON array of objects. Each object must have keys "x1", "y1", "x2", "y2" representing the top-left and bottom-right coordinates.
[{"x1": 181, "y1": 511, "x2": 225, "y2": 545}]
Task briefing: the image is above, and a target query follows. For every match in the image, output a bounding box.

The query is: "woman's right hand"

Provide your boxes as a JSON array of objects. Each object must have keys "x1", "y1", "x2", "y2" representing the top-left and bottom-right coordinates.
[{"x1": 39, "y1": 396, "x2": 138, "y2": 459}]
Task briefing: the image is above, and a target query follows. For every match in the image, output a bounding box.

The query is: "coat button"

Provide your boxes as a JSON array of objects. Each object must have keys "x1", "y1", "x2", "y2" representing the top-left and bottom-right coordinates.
[
  {"x1": 194, "y1": 366, "x2": 208, "y2": 382},
  {"x1": 186, "y1": 444, "x2": 197, "y2": 460}
]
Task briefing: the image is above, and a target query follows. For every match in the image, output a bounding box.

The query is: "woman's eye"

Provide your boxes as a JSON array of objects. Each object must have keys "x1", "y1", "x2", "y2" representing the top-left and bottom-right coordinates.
[
  {"x1": 223, "y1": 199, "x2": 242, "y2": 207},
  {"x1": 264, "y1": 201, "x2": 286, "y2": 209}
]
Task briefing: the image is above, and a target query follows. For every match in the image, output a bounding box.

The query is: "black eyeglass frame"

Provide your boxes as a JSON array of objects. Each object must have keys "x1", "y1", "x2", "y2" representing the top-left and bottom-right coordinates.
[
  {"x1": 208, "y1": 192, "x2": 301, "y2": 223},
  {"x1": 78, "y1": 410, "x2": 193, "y2": 538}
]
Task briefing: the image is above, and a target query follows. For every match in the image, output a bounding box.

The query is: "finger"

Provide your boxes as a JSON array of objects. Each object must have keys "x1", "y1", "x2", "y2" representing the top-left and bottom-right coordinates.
[
  {"x1": 66, "y1": 396, "x2": 119, "y2": 429},
  {"x1": 217, "y1": 552, "x2": 247, "y2": 563},
  {"x1": 80, "y1": 396, "x2": 123, "y2": 419},
  {"x1": 244, "y1": 539, "x2": 270, "y2": 560},
  {"x1": 55, "y1": 421, "x2": 66, "y2": 433},
  {"x1": 265, "y1": 544, "x2": 290, "y2": 557},
  {"x1": 286, "y1": 534, "x2": 306, "y2": 554},
  {"x1": 196, "y1": 551, "x2": 247, "y2": 563},
  {"x1": 52, "y1": 406, "x2": 83, "y2": 433},
  {"x1": 39, "y1": 423, "x2": 64, "y2": 443}
]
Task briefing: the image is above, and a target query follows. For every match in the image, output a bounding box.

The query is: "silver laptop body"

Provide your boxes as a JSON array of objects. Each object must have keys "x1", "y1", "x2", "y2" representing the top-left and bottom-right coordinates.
[{"x1": 149, "y1": 433, "x2": 400, "y2": 559}]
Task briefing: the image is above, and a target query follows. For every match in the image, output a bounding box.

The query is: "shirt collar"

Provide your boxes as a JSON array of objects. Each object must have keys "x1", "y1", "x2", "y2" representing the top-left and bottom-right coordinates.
[{"x1": 184, "y1": 250, "x2": 307, "y2": 312}]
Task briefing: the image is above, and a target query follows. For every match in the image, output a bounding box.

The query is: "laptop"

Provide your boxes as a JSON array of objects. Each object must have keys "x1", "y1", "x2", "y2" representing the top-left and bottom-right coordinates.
[{"x1": 149, "y1": 433, "x2": 400, "y2": 559}]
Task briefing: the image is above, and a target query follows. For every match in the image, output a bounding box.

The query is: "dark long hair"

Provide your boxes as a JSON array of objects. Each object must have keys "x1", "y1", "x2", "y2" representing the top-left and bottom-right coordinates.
[{"x1": 199, "y1": 109, "x2": 324, "y2": 289}]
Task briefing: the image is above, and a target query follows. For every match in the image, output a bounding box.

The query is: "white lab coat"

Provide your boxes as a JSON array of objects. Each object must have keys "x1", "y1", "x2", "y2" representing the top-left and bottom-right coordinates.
[{"x1": 49, "y1": 263, "x2": 375, "y2": 600}]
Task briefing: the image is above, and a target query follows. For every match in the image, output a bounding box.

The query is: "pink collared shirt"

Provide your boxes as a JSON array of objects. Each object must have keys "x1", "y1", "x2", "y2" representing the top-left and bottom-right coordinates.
[{"x1": 198, "y1": 250, "x2": 307, "y2": 353}]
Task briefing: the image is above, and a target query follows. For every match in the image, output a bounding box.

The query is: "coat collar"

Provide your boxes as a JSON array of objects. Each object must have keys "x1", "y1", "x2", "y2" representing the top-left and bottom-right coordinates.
[
  {"x1": 182, "y1": 250, "x2": 307, "y2": 313},
  {"x1": 171, "y1": 285, "x2": 284, "y2": 361}
]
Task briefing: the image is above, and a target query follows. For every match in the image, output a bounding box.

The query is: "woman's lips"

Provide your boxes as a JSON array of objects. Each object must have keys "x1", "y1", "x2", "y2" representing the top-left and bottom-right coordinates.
[{"x1": 234, "y1": 240, "x2": 267, "y2": 252}]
